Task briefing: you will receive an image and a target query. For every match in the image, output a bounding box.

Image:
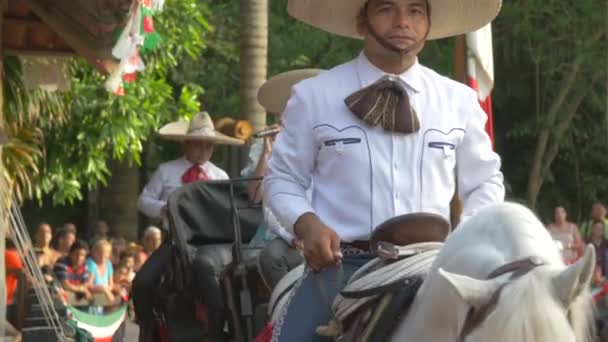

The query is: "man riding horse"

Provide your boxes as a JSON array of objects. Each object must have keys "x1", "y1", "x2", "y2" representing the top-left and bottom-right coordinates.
[{"x1": 263, "y1": 0, "x2": 504, "y2": 340}]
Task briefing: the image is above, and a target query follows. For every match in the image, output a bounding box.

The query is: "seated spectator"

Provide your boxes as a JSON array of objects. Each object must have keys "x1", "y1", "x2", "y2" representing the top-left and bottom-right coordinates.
[
  {"x1": 119, "y1": 250, "x2": 137, "y2": 281},
  {"x1": 547, "y1": 206, "x2": 583, "y2": 264},
  {"x1": 134, "y1": 226, "x2": 162, "y2": 270},
  {"x1": 53, "y1": 224, "x2": 77, "y2": 257},
  {"x1": 128, "y1": 243, "x2": 146, "y2": 272},
  {"x1": 111, "y1": 237, "x2": 128, "y2": 266},
  {"x1": 580, "y1": 201, "x2": 608, "y2": 240},
  {"x1": 141, "y1": 226, "x2": 162, "y2": 258},
  {"x1": 113, "y1": 264, "x2": 132, "y2": 300},
  {"x1": 64, "y1": 222, "x2": 78, "y2": 233},
  {"x1": 6, "y1": 239, "x2": 24, "y2": 305},
  {"x1": 587, "y1": 220, "x2": 608, "y2": 277},
  {"x1": 54, "y1": 240, "x2": 92, "y2": 300},
  {"x1": 33, "y1": 223, "x2": 61, "y2": 281},
  {"x1": 86, "y1": 239, "x2": 115, "y2": 303}
]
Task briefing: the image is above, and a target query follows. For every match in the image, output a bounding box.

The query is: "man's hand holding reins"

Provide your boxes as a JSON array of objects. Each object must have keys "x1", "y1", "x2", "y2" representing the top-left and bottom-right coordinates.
[{"x1": 295, "y1": 213, "x2": 343, "y2": 272}]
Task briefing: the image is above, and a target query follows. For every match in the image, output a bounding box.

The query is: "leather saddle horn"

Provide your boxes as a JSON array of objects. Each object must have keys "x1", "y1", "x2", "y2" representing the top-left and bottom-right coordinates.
[{"x1": 370, "y1": 212, "x2": 450, "y2": 251}]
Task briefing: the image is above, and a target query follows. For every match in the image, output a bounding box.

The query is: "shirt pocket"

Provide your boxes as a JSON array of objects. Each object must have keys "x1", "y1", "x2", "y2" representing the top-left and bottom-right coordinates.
[
  {"x1": 314, "y1": 125, "x2": 370, "y2": 171},
  {"x1": 426, "y1": 141, "x2": 456, "y2": 162},
  {"x1": 419, "y1": 128, "x2": 465, "y2": 206},
  {"x1": 323, "y1": 137, "x2": 362, "y2": 152},
  {"x1": 422, "y1": 128, "x2": 464, "y2": 167}
]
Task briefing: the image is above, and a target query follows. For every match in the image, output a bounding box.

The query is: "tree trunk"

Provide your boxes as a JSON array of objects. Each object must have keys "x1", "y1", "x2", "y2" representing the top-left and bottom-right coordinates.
[
  {"x1": 526, "y1": 129, "x2": 549, "y2": 208},
  {"x1": 525, "y1": 29, "x2": 604, "y2": 208},
  {"x1": 526, "y1": 72, "x2": 600, "y2": 208},
  {"x1": 526, "y1": 62, "x2": 582, "y2": 208},
  {"x1": 99, "y1": 159, "x2": 139, "y2": 241},
  {"x1": 86, "y1": 186, "x2": 100, "y2": 238},
  {"x1": 237, "y1": 0, "x2": 268, "y2": 174},
  {"x1": 240, "y1": 0, "x2": 268, "y2": 132}
]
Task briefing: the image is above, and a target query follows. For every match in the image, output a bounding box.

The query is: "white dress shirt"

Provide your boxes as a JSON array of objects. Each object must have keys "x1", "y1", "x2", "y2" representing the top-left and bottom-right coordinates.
[
  {"x1": 264, "y1": 52, "x2": 505, "y2": 242},
  {"x1": 137, "y1": 157, "x2": 229, "y2": 219}
]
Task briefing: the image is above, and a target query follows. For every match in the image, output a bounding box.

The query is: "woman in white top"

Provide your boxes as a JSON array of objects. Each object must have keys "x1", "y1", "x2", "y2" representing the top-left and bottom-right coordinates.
[{"x1": 547, "y1": 206, "x2": 583, "y2": 264}]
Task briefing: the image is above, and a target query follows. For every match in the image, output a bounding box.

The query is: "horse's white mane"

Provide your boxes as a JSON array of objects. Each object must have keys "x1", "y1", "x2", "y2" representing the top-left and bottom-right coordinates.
[{"x1": 467, "y1": 270, "x2": 595, "y2": 342}]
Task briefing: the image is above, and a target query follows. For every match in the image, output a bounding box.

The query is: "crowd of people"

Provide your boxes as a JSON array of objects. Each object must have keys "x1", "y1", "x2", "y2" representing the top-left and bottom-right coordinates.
[
  {"x1": 547, "y1": 201, "x2": 608, "y2": 287},
  {"x1": 5, "y1": 220, "x2": 163, "y2": 314}
]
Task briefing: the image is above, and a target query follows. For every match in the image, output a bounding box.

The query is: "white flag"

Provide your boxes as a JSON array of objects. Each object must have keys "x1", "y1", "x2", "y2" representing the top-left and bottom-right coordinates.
[{"x1": 466, "y1": 24, "x2": 494, "y2": 101}]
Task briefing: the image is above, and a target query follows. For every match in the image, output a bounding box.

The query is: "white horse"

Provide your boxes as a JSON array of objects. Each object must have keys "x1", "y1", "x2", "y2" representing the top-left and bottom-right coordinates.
[
  {"x1": 391, "y1": 202, "x2": 596, "y2": 341},
  {"x1": 267, "y1": 202, "x2": 596, "y2": 341}
]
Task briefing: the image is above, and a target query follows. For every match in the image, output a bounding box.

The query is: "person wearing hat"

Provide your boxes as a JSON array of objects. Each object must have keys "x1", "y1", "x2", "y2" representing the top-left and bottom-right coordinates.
[
  {"x1": 264, "y1": 0, "x2": 505, "y2": 340},
  {"x1": 133, "y1": 111, "x2": 243, "y2": 342},
  {"x1": 137, "y1": 111, "x2": 243, "y2": 221},
  {"x1": 243, "y1": 69, "x2": 322, "y2": 290}
]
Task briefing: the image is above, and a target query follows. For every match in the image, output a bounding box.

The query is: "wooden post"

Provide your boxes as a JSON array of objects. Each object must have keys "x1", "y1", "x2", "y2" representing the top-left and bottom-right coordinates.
[
  {"x1": 450, "y1": 35, "x2": 467, "y2": 228},
  {"x1": 100, "y1": 159, "x2": 139, "y2": 241},
  {"x1": 0, "y1": 0, "x2": 8, "y2": 337},
  {"x1": 453, "y1": 35, "x2": 467, "y2": 83}
]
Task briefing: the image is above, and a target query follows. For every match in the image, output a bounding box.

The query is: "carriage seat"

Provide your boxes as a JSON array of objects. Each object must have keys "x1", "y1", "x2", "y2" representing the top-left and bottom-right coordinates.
[{"x1": 190, "y1": 243, "x2": 262, "y2": 279}]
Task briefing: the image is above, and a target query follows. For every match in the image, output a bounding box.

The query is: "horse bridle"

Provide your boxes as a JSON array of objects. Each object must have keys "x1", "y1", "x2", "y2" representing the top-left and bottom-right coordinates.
[{"x1": 457, "y1": 256, "x2": 546, "y2": 342}]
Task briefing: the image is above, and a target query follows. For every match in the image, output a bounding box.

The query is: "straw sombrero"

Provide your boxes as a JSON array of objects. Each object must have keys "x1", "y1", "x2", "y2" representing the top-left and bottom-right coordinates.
[
  {"x1": 287, "y1": 0, "x2": 501, "y2": 40},
  {"x1": 258, "y1": 69, "x2": 324, "y2": 114},
  {"x1": 158, "y1": 111, "x2": 245, "y2": 146}
]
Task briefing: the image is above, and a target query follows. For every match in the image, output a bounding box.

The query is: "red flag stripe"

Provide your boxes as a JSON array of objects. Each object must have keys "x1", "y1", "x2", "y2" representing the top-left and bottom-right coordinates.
[{"x1": 467, "y1": 76, "x2": 494, "y2": 149}]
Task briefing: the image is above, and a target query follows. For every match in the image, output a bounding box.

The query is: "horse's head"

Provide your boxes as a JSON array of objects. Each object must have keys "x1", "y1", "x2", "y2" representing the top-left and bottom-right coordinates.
[{"x1": 440, "y1": 245, "x2": 597, "y2": 342}]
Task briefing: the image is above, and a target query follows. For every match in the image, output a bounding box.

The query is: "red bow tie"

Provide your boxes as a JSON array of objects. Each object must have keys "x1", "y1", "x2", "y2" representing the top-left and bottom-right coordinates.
[{"x1": 181, "y1": 165, "x2": 209, "y2": 184}]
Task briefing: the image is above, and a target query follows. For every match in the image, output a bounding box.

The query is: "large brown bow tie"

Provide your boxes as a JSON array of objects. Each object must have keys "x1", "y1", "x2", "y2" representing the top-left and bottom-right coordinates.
[{"x1": 345, "y1": 77, "x2": 420, "y2": 134}]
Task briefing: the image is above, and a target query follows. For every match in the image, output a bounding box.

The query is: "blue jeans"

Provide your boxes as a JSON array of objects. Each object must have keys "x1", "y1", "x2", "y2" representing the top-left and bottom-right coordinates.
[{"x1": 272, "y1": 254, "x2": 373, "y2": 341}]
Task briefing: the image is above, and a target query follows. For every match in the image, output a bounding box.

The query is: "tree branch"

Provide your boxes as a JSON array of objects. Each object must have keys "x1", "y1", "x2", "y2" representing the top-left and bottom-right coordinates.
[
  {"x1": 525, "y1": 28, "x2": 605, "y2": 207},
  {"x1": 540, "y1": 73, "x2": 604, "y2": 179}
]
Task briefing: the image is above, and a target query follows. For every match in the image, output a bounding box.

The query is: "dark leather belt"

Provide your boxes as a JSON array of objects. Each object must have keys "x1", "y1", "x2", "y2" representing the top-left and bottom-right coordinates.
[{"x1": 341, "y1": 240, "x2": 370, "y2": 251}]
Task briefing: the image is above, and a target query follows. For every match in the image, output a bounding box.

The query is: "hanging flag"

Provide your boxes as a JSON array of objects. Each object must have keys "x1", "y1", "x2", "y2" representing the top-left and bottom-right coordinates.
[
  {"x1": 68, "y1": 304, "x2": 128, "y2": 342},
  {"x1": 466, "y1": 23, "x2": 495, "y2": 146},
  {"x1": 105, "y1": 0, "x2": 164, "y2": 95}
]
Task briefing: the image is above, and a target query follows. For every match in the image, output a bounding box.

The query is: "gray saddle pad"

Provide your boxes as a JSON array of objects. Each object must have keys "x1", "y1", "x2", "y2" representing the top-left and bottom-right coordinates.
[{"x1": 333, "y1": 242, "x2": 442, "y2": 321}]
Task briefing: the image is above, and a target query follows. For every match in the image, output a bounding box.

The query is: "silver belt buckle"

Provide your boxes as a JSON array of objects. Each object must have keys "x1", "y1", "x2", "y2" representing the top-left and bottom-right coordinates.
[{"x1": 376, "y1": 241, "x2": 416, "y2": 259}]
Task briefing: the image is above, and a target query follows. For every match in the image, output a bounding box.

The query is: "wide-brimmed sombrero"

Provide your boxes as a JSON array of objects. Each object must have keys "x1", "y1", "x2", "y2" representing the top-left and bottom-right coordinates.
[
  {"x1": 257, "y1": 69, "x2": 324, "y2": 114},
  {"x1": 158, "y1": 111, "x2": 245, "y2": 146},
  {"x1": 287, "y1": 0, "x2": 501, "y2": 40}
]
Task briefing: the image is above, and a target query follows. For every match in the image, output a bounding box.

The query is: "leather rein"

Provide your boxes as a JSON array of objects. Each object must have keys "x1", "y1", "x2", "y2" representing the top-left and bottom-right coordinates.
[{"x1": 457, "y1": 256, "x2": 546, "y2": 342}]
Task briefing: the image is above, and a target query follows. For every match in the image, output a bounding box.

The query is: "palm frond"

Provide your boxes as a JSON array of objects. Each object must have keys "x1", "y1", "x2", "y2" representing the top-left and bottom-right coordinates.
[{"x1": 1, "y1": 56, "x2": 65, "y2": 204}]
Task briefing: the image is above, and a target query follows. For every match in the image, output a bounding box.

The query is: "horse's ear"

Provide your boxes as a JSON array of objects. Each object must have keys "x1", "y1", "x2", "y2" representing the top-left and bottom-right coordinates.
[
  {"x1": 551, "y1": 244, "x2": 596, "y2": 306},
  {"x1": 439, "y1": 268, "x2": 502, "y2": 309}
]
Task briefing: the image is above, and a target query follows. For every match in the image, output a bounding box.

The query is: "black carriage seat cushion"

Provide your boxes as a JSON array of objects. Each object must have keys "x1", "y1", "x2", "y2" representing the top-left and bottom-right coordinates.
[
  {"x1": 167, "y1": 180, "x2": 264, "y2": 266},
  {"x1": 190, "y1": 244, "x2": 263, "y2": 280}
]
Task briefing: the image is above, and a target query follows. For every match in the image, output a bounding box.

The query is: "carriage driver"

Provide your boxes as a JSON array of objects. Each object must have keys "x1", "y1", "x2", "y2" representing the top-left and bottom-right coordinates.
[
  {"x1": 263, "y1": 0, "x2": 505, "y2": 340},
  {"x1": 134, "y1": 111, "x2": 244, "y2": 342}
]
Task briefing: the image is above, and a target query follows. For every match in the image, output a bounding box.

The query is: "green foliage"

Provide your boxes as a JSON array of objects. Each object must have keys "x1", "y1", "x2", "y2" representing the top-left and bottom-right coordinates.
[
  {"x1": 5, "y1": 0, "x2": 210, "y2": 205},
  {"x1": 2, "y1": 57, "x2": 68, "y2": 203},
  {"x1": 492, "y1": 0, "x2": 607, "y2": 220}
]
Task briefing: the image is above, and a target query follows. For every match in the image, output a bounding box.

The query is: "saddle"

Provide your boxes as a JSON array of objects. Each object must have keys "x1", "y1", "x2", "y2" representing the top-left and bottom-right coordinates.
[
  {"x1": 370, "y1": 212, "x2": 450, "y2": 251},
  {"x1": 318, "y1": 213, "x2": 450, "y2": 342}
]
